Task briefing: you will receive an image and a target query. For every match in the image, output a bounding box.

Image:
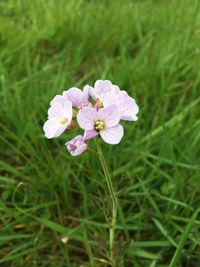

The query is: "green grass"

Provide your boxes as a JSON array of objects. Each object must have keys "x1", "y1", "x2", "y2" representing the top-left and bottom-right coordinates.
[{"x1": 0, "y1": 0, "x2": 200, "y2": 266}]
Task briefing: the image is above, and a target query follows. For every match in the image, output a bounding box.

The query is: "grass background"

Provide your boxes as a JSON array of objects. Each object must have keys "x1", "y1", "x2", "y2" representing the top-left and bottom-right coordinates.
[{"x1": 0, "y1": 0, "x2": 200, "y2": 266}]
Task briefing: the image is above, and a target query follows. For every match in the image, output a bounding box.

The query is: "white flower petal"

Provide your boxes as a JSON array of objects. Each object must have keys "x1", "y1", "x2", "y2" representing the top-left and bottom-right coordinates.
[
  {"x1": 95, "y1": 80, "x2": 113, "y2": 93},
  {"x1": 101, "y1": 91, "x2": 118, "y2": 107},
  {"x1": 64, "y1": 87, "x2": 89, "y2": 108},
  {"x1": 118, "y1": 92, "x2": 139, "y2": 121},
  {"x1": 88, "y1": 86, "x2": 97, "y2": 100},
  {"x1": 50, "y1": 95, "x2": 67, "y2": 106},
  {"x1": 77, "y1": 107, "x2": 97, "y2": 130},
  {"x1": 43, "y1": 118, "x2": 66, "y2": 139},
  {"x1": 98, "y1": 105, "x2": 120, "y2": 127},
  {"x1": 100, "y1": 124, "x2": 124, "y2": 144},
  {"x1": 63, "y1": 100, "x2": 73, "y2": 124},
  {"x1": 83, "y1": 129, "x2": 98, "y2": 140},
  {"x1": 66, "y1": 135, "x2": 88, "y2": 156},
  {"x1": 48, "y1": 102, "x2": 62, "y2": 118}
]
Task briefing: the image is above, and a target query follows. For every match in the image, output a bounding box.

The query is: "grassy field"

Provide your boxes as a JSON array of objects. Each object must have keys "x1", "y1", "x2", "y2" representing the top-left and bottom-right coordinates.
[{"x1": 0, "y1": 0, "x2": 200, "y2": 266}]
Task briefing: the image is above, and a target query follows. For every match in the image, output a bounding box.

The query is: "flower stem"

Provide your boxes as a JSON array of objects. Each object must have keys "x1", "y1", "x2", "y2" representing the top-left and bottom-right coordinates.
[{"x1": 95, "y1": 138, "x2": 117, "y2": 266}]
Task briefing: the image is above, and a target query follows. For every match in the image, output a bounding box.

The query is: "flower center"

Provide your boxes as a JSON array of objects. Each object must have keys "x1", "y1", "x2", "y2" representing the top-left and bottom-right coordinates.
[
  {"x1": 96, "y1": 98, "x2": 103, "y2": 108},
  {"x1": 94, "y1": 120, "x2": 105, "y2": 131},
  {"x1": 59, "y1": 118, "x2": 68, "y2": 125}
]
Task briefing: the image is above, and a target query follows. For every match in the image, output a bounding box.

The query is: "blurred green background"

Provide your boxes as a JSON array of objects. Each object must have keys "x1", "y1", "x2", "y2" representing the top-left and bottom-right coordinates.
[{"x1": 0, "y1": 0, "x2": 200, "y2": 266}]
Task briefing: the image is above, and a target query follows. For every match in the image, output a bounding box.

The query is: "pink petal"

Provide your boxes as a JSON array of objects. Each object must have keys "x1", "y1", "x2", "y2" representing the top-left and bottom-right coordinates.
[
  {"x1": 48, "y1": 100, "x2": 72, "y2": 124},
  {"x1": 100, "y1": 124, "x2": 124, "y2": 144},
  {"x1": 50, "y1": 95, "x2": 68, "y2": 106},
  {"x1": 77, "y1": 107, "x2": 97, "y2": 130},
  {"x1": 62, "y1": 90, "x2": 69, "y2": 100},
  {"x1": 63, "y1": 100, "x2": 73, "y2": 123},
  {"x1": 98, "y1": 105, "x2": 120, "y2": 127},
  {"x1": 112, "y1": 85, "x2": 120, "y2": 93},
  {"x1": 101, "y1": 91, "x2": 118, "y2": 107},
  {"x1": 48, "y1": 101, "x2": 72, "y2": 126},
  {"x1": 65, "y1": 87, "x2": 89, "y2": 108},
  {"x1": 118, "y1": 91, "x2": 139, "y2": 121},
  {"x1": 48, "y1": 102, "x2": 62, "y2": 118},
  {"x1": 88, "y1": 86, "x2": 97, "y2": 100},
  {"x1": 48, "y1": 102, "x2": 65, "y2": 119},
  {"x1": 89, "y1": 80, "x2": 115, "y2": 100},
  {"x1": 54, "y1": 124, "x2": 68, "y2": 137},
  {"x1": 83, "y1": 85, "x2": 90, "y2": 98},
  {"x1": 83, "y1": 129, "x2": 98, "y2": 140},
  {"x1": 73, "y1": 143, "x2": 88, "y2": 156},
  {"x1": 43, "y1": 118, "x2": 66, "y2": 139},
  {"x1": 95, "y1": 80, "x2": 113, "y2": 93},
  {"x1": 65, "y1": 87, "x2": 82, "y2": 105},
  {"x1": 95, "y1": 80, "x2": 120, "y2": 96},
  {"x1": 65, "y1": 135, "x2": 88, "y2": 156}
]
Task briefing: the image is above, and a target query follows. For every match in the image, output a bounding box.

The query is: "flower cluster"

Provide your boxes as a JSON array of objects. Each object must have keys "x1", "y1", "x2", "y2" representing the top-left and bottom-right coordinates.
[{"x1": 43, "y1": 80, "x2": 139, "y2": 156}]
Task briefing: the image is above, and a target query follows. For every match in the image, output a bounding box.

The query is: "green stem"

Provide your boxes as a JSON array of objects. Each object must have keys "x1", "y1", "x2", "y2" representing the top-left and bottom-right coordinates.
[{"x1": 95, "y1": 138, "x2": 117, "y2": 266}]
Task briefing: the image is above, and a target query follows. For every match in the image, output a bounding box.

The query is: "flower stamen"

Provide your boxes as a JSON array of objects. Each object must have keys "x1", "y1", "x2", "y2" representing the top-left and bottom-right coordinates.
[
  {"x1": 94, "y1": 120, "x2": 105, "y2": 131},
  {"x1": 96, "y1": 98, "x2": 103, "y2": 107},
  {"x1": 59, "y1": 118, "x2": 68, "y2": 125}
]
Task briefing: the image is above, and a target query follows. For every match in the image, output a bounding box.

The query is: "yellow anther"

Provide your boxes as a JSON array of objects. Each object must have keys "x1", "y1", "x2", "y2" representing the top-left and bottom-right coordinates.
[
  {"x1": 59, "y1": 118, "x2": 68, "y2": 125},
  {"x1": 94, "y1": 120, "x2": 105, "y2": 131},
  {"x1": 96, "y1": 98, "x2": 103, "y2": 107}
]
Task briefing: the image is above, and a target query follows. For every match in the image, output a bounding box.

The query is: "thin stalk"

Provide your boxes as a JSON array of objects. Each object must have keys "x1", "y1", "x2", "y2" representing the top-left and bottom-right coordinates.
[{"x1": 95, "y1": 138, "x2": 117, "y2": 266}]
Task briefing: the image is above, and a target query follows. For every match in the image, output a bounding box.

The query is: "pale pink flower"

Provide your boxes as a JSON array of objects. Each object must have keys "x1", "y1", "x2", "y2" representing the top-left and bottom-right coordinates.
[
  {"x1": 65, "y1": 135, "x2": 88, "y2": 156},
  {"x1": 89, "y1": 80, "x2": 119, "y2": 101},
  {"x1": 63, "y1": 85, "x2": 90, "y2": 109},
  {"x1": 77, "y1": 105, "x2": 124, "y2": 144},
  {"x1": 101, "y1": 90, "x2": 139, "y2": 121},
  {"x1": 43, "y1": 100, "x2": 73, "y2": 139}
]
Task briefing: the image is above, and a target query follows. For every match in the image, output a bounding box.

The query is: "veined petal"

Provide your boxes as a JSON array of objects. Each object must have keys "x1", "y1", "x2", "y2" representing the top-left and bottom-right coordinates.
[
  {"x1": 118, "y1": 92, "x2": 139, "y2": 121},
  {"x1": 89, "y1": 80, "x2": 114, "y2": 100},
  {"x1": 95, "y1": 80, "x2": 120, "y2": 95},
  {"x1": 65, "y1": 135, "x2": 88, "y2": 156},
  {"x1": 50, "y1": 94, "x2": 68, "y2": 106},
  {"x1": 88, "y1": 86, "x2": 97, "y2": 100},
  {"x1": 95, "y1": 80, "x2": 113, "y2": 93},
  {"x1": 112, "y1": 85, "x2": 120, "y2": 93},
  {"x1": 65, "y1": 88, "x2": 82, "y2": 106},
  {"x1": 77, "y1": 107, "x2": 97, "y2": 130},
  {"x1": 83, "y1": 85, "x2": 90, "y2": 98},
  {"x1": 83, "y1": 129, "x2": 98, "y2": 140},
  {"x1": 65, "y1": 87, "x2": 89, "y2": 108},
  {"x1": 48, "y1": 101, "x2": 65, "y2": 119},
  {"x1": 73, "y1": 143, "x2": 88, "y2": 156},
  {"x1": 54, "y1": 124, "x2": 68, "y2": 137},
  {"x1": 48, "y1": 101, "x2": 62, "y2": 118},
  {"x1": 100, "y1": 124, "x2": 124, "y2": 144},
  {"x1": 89, "y1": 80, "x2": 119, "y2": 101},
  {"x1": 98, "y1": 105, "x2": 120, "y2": 127},
  {"x1": 63, "y1": 100, "x2": 73, "y2": 124},
  {"x1": 62, "y1": 90, "x2": 69, "y2": 100},
  {"x1": 101, "y1": 91, "x2": 118, "y2": 107},
  {"x1": 43, "y1": 118, "x2": 66, "y2": 139},
  {"x1": 47, "y1": 100, "x2": 72, "y2": 126}
]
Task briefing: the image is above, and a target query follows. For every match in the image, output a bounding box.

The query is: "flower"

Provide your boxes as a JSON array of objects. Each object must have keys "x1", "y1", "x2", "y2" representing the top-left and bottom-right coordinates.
[
  {"x1": 65, "y1": 135, "x2": 88, "y2": 156},
  {"x1": 89, "y1": 80, "x2": 119, "y2": 102},
  {"x1": 77, "y1": 105, "x2": 124, "y2": 144},
  {"x1": 44, "y1": 79, "x2": 139, "y2": 153},
  {"x1": 101, "y1": 90, "x2": 139, "y2": 121},
  {"x1": 43, "y1": 100, "x2": 73, "y2": 138},
  {"x1": 63, "y1": 85, "x2": 90, "y2": 109}
]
